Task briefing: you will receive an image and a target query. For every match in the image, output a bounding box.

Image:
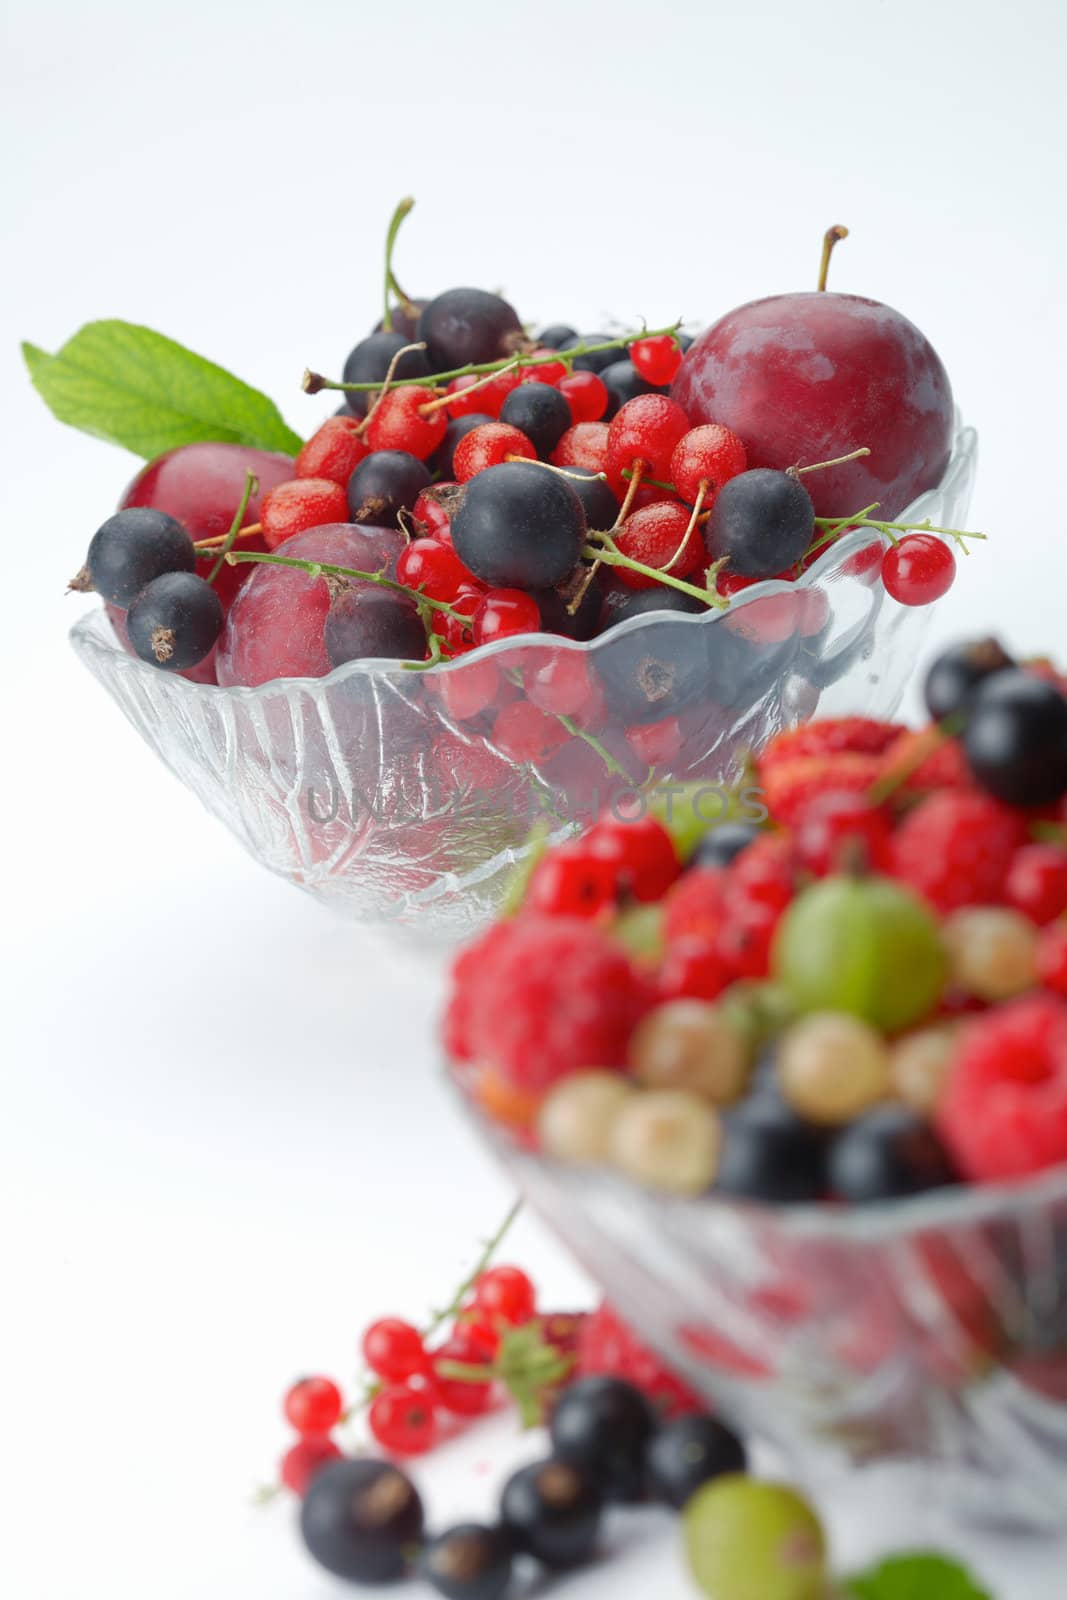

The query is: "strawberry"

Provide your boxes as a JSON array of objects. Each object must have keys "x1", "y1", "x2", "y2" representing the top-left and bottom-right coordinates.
[
  {"x1": 760, "y1": 752, "x2": 884, "y2": 828},
  {"x1": 758, "y1": 716, "x2": 905, "y2": 774}
]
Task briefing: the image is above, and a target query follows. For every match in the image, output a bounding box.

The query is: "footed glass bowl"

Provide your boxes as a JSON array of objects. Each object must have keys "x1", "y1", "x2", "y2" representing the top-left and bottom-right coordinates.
[
  {"x1": 71, "y1": 425, "x2": 976, "y2": 939},
  {"x1": 479, "y1": 1120, "x2": 1067, "y2": 1531}
]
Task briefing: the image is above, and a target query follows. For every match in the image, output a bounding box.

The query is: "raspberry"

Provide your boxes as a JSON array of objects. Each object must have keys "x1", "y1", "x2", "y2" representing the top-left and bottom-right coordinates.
[
  {"x1": 891, "y1": 791, "x2": 1028, "y2": 913},
  {"x1": 759, "y1": 717, "x2": 905, "y2": 772},
  {"x1": 938, "y1": 995, "x2": 1067, "y2": 1180},
  {"x1": 878, "y1": 725, "x2": 973, "y2": 798},
  {"x1": 663, "y1": 866, "x2": 727, "y2": 944},
  {"x1": 454, "y1": 916, "x2": 650, "y2": 1092},
  {"x1": 578, "y1": 1302, "x2": 703, "y2": 1419},
  {"x1": 761, "y1": 753, "x2": 884, "y2": 829}
]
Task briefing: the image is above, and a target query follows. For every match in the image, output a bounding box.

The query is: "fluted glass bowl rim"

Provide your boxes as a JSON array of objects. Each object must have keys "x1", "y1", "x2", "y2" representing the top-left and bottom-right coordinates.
[{"x1": 69, "y1": 422, "x2": 977, "y2": 702}]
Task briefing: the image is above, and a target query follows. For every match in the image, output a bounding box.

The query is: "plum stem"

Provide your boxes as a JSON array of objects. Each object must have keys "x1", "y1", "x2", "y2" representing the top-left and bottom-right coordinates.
[
  {"x1": 206, "y1": 471, "x2": 258, "y2": 584},
  {"x1": 194, "y1": 521, "x2": 262, "y2": 551},
  {"x1": 381, "y1": 197, "x2": 415, "y2": 332},
  {"x1": 817, "y1": 224, "x2": 849, "y2": 291}
]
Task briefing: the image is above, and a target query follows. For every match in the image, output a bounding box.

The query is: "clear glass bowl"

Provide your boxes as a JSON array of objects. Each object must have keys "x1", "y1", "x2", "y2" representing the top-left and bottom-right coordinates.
[
  {"x1": 473, "y1": 1115, "x2": 1067, "y2": 1532},
  {"x1": 70, "y1": 425, "x2": 976, "y2": 940}
]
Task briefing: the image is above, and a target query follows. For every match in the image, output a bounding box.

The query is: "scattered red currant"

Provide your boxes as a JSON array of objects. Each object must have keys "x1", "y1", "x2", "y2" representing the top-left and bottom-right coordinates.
[
  {"x1": 440, "y1": 588, "x2": 484, "y2": 655},
  {"x1": 614, "y1": 503, "x2": 703, "y2": 588},
  {"x1": 882, "y1": 533, "x2": 956, "y2": 605},
  {"x1": 551, "y1": 421, "x2": 610, "y2": 474},
  {"x1": 281, "y1": 1434, "x2": 343, "y2": 1497},
  {"x1": 492, "y1": 699, "x2": 570, "y2": 762},
  {"x1": 630, "y1": 334, "x2": 683, "y2": 386},
  {"x1": 412, "y1": 486, "x2": 456, "y2": 545},
  {"x1": 526, "y1": 651, "x2": 595, "y2": 717},
  {"x1": 454, "y1": 423, "x2": 537, "y2": 482},
  {"x1": 368, "y1": 1383, "x2": 439, "y2": 1456},
  {"x1": 431, "y1": 1332, "x2": 497, "y2": 1416},
  {"x1": 447, "y1": 369, "x2": 520, "y2": 418},
  {"x1": 473, "y1": 1265, "x2": 538, "y2": 1327},
  {"x1": 520, "y1": 351, "x2": 568, "y2": 386},
  {"x1": 433, "y1": 657, "x2": 501, "y2": 721},
  {"x1": 361, "y1": 1318, "x2": 429, "y2": 1383},
  {"x1": 472, "y1": 589, "x2": 541, "y2": 646},
  {"x1": 284, "y1": 1375, "x2": 344, "y2": 1435}
]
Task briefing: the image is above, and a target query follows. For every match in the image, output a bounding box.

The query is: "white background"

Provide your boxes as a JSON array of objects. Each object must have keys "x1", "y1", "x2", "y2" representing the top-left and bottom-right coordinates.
[{"x1": 3, "y1": 1, "x2": 1067, "y2": 1595}]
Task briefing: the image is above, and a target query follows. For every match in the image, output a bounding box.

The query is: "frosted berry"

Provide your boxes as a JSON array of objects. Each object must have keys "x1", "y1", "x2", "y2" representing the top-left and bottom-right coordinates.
[
  {"x1": 85, "y1": 507, "x2": 195, "y2": 606},
  {"x1": 606, "y1": 394, "x2": 691, "y2": 481},
  {"x1": 551, "y1": 421, "x2": 611, "y2": 474},
  {"x1": 882, "y1": 533, "x2": 956, "y2": 605},
  {"x1": 670, "y1": 424, "x2": 747, "y2": 504},
  {"x1": 614, "y1": 503, "x2": 704, "y2": 587},
  {"x1": 295, "y1": 416, "x2": 370, "y2": 485},
  {"x1": 365, "y1": 386, "x2": 448, "y2": 459}
]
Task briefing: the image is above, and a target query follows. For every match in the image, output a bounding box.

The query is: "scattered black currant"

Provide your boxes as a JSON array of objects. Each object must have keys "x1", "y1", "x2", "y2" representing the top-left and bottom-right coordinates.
[
  {"x1": 559, "y1": 333, "x2": 620, "y2": 375},
  {"x1": 126, "y1": 571, "x2": 224, "y2": 670},
  {"x1": 325, "y1": 586, "x2": 427, "y2": 668},
  {"x1": 828, "y1": 1106, "x2": 958, "y2": 1203},
  {"x1": 598, "y1": 358, "x2": 662, "y2": 419},
  {"x1": 536, "y1": 572, "x2": 603, "y2": 641},
  {"x1": 429, "y1": 413, "x2": 495, "y2": 480},
  {"x1": 962, "y1": 668, "x2": 1067, "y2": 807},
  {"x1": 692, "y1": 821, "x2": 762, "y2": 869},
  {"x1": 419, "y1": 1523, "x2": 513, "y2": 1600},
  {"x1": 705, "y1": 469, "x2": 815, "y2": 578},
  {"x1": 923, "y1": 637, "x2": 1014, "y2": 722},
  {"x1": 85, "y1": 507, "x2": 195, "y2": 607},
  {"x1": 348, "y1": 450, "x2": 432, "y2": 527},
  {"x1": 557, "y1": 467, "x2": 619, "y2": 532},
  {"x1": 342, "y1": 332, "x2": 433, "y2": 417},
  {"x1": 418, "y1": 288, "x2": 524, "y2": 370},
  {"x1": 646, "y1": 1415, "x2": 748, "y2": 1510},
  {"x1": 604, "y1": 587, "x2": 706, "y2": 628},
  {"x1": 549, "y1": 1377, "x2": 656, "y2": 1503},
  {"x1": 499, "y1": 383, "x2": 573, "y2": 457},
  {"x1": 537, "y1": 323, "x2": 579, "y2": 350},
  {"x1": 451, "y1": 463, "x2": 585, "y2": 590},
  {"x1": 499, "y1": 1457, "x2": 602, "y2": 1570},
  {"x1": 300, "y1": 1458, "x2": 424, "y2": 1584},
  {"x1": 716, "y1": 1097, "x2": 828, "y2": 1203}
]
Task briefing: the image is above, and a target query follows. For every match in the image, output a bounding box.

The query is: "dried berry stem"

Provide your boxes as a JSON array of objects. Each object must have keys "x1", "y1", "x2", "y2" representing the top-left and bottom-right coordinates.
[
  {"x1": 584, "y1": 532, "x2": 727, "y2": 609},
  {"x1": 356, "y1": 341, "x2": 429, "y2": 438},
  {"x1": 419, "y1": 359, "x2": 520, "y2": 415}
]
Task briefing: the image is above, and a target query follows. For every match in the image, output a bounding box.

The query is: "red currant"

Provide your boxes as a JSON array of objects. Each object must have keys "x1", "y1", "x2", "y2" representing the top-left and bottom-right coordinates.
[
  {"x1": 440, "y1": 588, "x2": 485, "y2": 655},
  {"x1": 454, "y1": 423, "x2": 537, "y2": 482},
  {"x1": 452, "y1": 1304, "x2": 502, "y2": 1355},
  {"x1": 881, "y1": 534, "x2": 956, "y2": 606},
  {"x1": 1006, "y1": 844, "x2": 1067, "y2": 924},
  {"x1": 447, "y1": 369, "x2": 520, "y2": 419},
  {"x1": 551, "y1": 421, "x2": 610, "y2": 474},
  {"x1": 432, "y1": 658, "x2": 501, "y2": 721},
  {"x1": 728, "y1": 833, "x2": 797, "y2": 911},
  {"x1": 361, "y1": 1318, "x2": 429, "y2": 1383},
  {"x1": 284, "y1": 1376, "x2": 344, "y2": 1434},
  {"x1": 629, "y1": 481, "x2": 683, "y2": 511},
  {"x1": 526, "y1": 651, "x2": 595, "y2": 717},
  {"x1": 368, "y1": 1384, "x2": 439, "y2": 1456},
  {"x1": 365, "y1": 386, "x2": 447, "y2": 460},
  {"x1": 412, "y1": 486, "x2": 456, "y2": 545},
  {"x1": 472, "y1": 588, "x2": 541, "y2": 647},
  {"x1": 280, "y1": 1434, "x2": 343, "y2": 1497},
  {"x1": 526, "y1": 842, "x2": 619, "y2": 918},
  {"x1": 521, "y1": 352, "x2": 568, "y2": 386},
  {"x1": 430, "y1": 1333, "x2": 497, "y2": 1416},
  {"x1": 606, "y1": 395, "x2": 691, "y2": 481},
  {"x1": 627, "y1": 715, "x2": 684, "y2": 766},
  {"x1": 1038, "y1": 922, "x2": 1067, "y2": 996},
  {"x1": 473, "y1": 1265, "x2": 538, "y2": 1326},
  {"x1": 630, "y1": 334, "x2": 683, "y2": 386},
  {"x1": 715, "y1": 899, "x2": 778, "y2": 978},
  {"x1": 397, "y1": 538, "x2": 474, "y2": 602},
  {"x1": 670, "y1": 424, "x2": 747, "y2": 503},
  {"x1": 587, "y1": 814, "x2": 681, "y2": 901},
  {"x1": 793, "y1": 791, "x2": 894, "y2": 876},
  {"x1": 491, "y1": 699, "x2": 569, "y2": 762},
  {"x1": 295, "y1": 417, "x2": 369, "y2": 486},
  {"x1": 558, "y1": 370, "x2": 608, "y2": 423},
  {"x1": 658, "y1": 937, "x2": 731, "y2": 1001},
  {"x1": 261, "y1": 478, "x2": 349, "y2": 551},
  {"x1": 614, "y1": 503, "x2": 702, "y2": 588}
]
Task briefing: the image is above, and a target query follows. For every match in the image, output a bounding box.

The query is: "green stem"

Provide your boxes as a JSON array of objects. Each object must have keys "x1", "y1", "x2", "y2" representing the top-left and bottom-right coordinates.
[
  {"x1": 207, "y1": 471, "x2": 257, "y2": 585},
  {"x1": 420, "y1": 1199, "x2": 523, "y2": 1345},
  {"x1": 307, "y1": 322, "x2": 682, "y2": 396},
  {"x1": 621, "y1": 468, "x2": 677, "y2": 493},
  {"x1": 556, "y1": 712, "x2": 629, "y2": 777},
  {"x1": 225, "y1": 549, "x2": 467, "y2": 621},
  {"x1": 381, "y1": 197, "x2": 415, "y2": 332},
  {"x1": 583, "y1": 534, "x2": 727, "y2": 609}
]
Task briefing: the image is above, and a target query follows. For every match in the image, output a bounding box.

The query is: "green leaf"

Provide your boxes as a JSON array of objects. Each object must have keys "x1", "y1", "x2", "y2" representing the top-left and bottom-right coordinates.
[
  {"x1": 845, "y1": 1552, "x2": 993, "y2": 1600},
  {"x1": 22, "y1": 321, "x2": 303, "y2": 459}
]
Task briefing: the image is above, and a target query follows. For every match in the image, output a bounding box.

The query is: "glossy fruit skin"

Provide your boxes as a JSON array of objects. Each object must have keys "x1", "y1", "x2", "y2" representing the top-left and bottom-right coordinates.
[
  {"x1": 962, "y1": 669, "x2": 1067, "y2": 807},
  {"x1": 646, "y1": 1415, "x2": 747, "y2": 1509},
  {"x1": 683, "y1": 1475, "x2": 827, "y2": 1600},
  {"x1": 126, "y1": 571, "x2": 224, "y2": 670},
  {"x1": 539, "y1": 323, "x2": 579, "y2": 349},
  {"x1": 367, "y1": 1384, "x2": 438, "y2": 1456},
  {"x1": 922, "y1": 637, "x2": 1014, "y2": 722},
  {"x1": 1006, "y1": 844, "x2": 1067, "y2": 924},
  {"x1": 604, "y1": 586, "x2": 706, "y2": 628},
  {"x1": 882, "y1": 533, "x2": 956, "y2": 606},
  {"x1": 537, "y1": 574, "x2": 604, "y2": 640},
  {"x1": 692, "y1": 822, "x2": 761, "y2": 869},
  {"x1": 284, "y1": 1375, "x2": 344, "y2": 1434},
  {"x1": 431, "y1": 1332, "x2": 496, "y2": 1416},
  {"x1": 828, "y1": 1106, "x2": 958, "y2": 1202},
  {"x1": 705, "y1": 469, "x2": 814, "y2": 578},
  {"x1": 598, "y1": 358, "x2": 661, "y2": 418},
  {"x1": 631, "y1": 334, "x2": 683, "y2": 386},
  {"x1": 373, "y1": 301, "x2": 430, "y2": 340},
  {"x1": 554, "y1": 467, "x2": 618, "y2": 531},
  {"x1": 474, "y1": 1266, "x2": 537, "y2": 1326},
  {"x1": 773, "y1": 873, "x2": 946, "y2": 1033},
  {"x1": 324, "y1": 587, "x2": 426, "y2": 667},
  {"x1": 499, "y1": 1457, "x2": 602, "y2": 1568},
  {"x1": 87, "y1": 507, "x2": 195, "y2": 607},
  {"x1": 418, "y1": 288, "x2": 523, "y2": 369},
  {"x1": 672, "y1": 292, "x2": 955, "y2": 519},
  {"x1": 419, "y1": 1523, "x2": 513, "y2": 1600},
  {"x1": 549, "y1": 1377, "x2": 656, "y2": 1502},
  {"x1": 365, "y1": 386, "x2": 448, "y2": 459},
  {"x1": 559, "y1": 370, "x2": 609, "y2": 423},
  {"x1": 342, "y1": 331, "x2": 432, "y2": 416},
  {"x1": 429, "y1": 413, "x2": 496, "y2": 479},
  {"x1": 615, "y1": 502, "x2": 704, "y2": 587},
  {"x1": 347, "y1": 450, "x2": 432, "y2": 527},
  {"x1": 300, "y1": 1458, "x2": 424, "y2": 1583},
  {"x1": 452, "y1": 463, "x2": 585, "y2": 589},
  {"x1": 499, "y1": 382, "x2": 572, "y2": 456},
  {"x1": 362, "y1": 1319, "x2": 428, "y2": 1382},
  {"x1": 261, "y1": 477, "x2": 349, "y2": 550},
  {"x1": 717, "y1": 1096, "x2": 827, "y2": 1202},
  {"x1": 295, "y1": 416, "x2": 369, "y2": 486},
  {"x1": 607, "y1": 395, "x2": 691, "y2": 480}
]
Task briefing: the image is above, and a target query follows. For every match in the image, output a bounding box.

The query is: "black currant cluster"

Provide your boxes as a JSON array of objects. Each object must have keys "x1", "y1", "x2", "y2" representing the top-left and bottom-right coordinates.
[
  {"x1": 79, "y1": 508, "x2": 223, "y2": 670},
  {"x1": 300, "y1": 1378, "x2": 745, "y2": 1597}
]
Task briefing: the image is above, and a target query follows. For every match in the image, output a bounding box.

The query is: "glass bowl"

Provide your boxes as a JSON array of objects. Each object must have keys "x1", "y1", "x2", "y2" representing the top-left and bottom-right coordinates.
[
  {"x1": 70, "y1": 424, "x2": 976, "y2": 940},
  {"x1": 472, "y1": 1113, "x2": 1067, "y2": 1532}
]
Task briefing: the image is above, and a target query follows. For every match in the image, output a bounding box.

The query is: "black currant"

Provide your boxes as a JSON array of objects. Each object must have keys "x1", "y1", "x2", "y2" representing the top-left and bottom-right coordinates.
[
  {"x1": 549, "y1": 1377, "x2": 656, "y2": 1502},
  {"x1": 418, "y1": 288, "x2": 524, "y2": 370},
  {"x1": 325, "y1": 586, "x2": 427, "y2": 668},
  {"x1": 300, "y1": 1458, "x2": 424, "y2": 1584},
  {"x1": 451, "y1": 462, "x2": 585, "y2": 589},
  {"x1": 601, "y1": 587, "x2": 706, "y2": 629},
  {"x1": 645, "y1": 1415, "x2": 747, "y2": 1510},
  {"x1": 342, "y1": 331, "x2": 433, "y2": 418},
  {"x1": 599, "y1": 612, "x2": 711, "y2": 722},
  {"x1": 372, "y1": 300, "x2": 430, "y2": 341},
  {"x1": 419, "y1": 1523, "x2": 513, "y2": 1600},
  {"x1": 828, "y1": 1106, "x2": 958, "y2": 1203},
  {"x1": 923, "y1": 637, "x2": 1014, "y2": 723},
  {"x1": 556, "y1": 466, "x2": 619, "y2": 531},
  {"x1": 691, "y1": 821, "x2": 762, "y2": 869},
  {"x1": 705, "y1": 469, "x2": 815, "y2": 578},
  {"x1": 85, "y1": 507, "x2": 195, "y2": 608},
  {"x1": 499, "y1": 1457, "x2": 601, "y2": 1569},
  {"x1": 559, "y1": 333, "x2": 620, "y2": 375},
  {"x1": 499, "y1": 382, "x2": 572, "y2": 456},
  {"x1": 348, "y1": 450, "x2": 432, "y2": 528},
  {"x1": 598, "y1": 358, "x2": 662, "y2": 420},
  {"x1": 708, "y1": 608, "x2": 800, "y2": 709},
  {"x1": 429, "y1": 413, "x2": 495, "y2": 480},
  {"x1": 126, "y1": 571, "x2": 224, "y2": 671},
  {"x1": 675, "y1": 331, "x2": 695, "y2": 354},
  {"x1": 962, "y1": 669, "x2": 1067, "y2": 807},
  {"x1": 716, "y1": 1096, "x2": 828, "y2": 1203},
  {"x1": 538, "y1": 323, "x2": 579, "y2": 350},
  {"x1": 536, "y1": 572, "x2": 603, "y2": 641}
]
